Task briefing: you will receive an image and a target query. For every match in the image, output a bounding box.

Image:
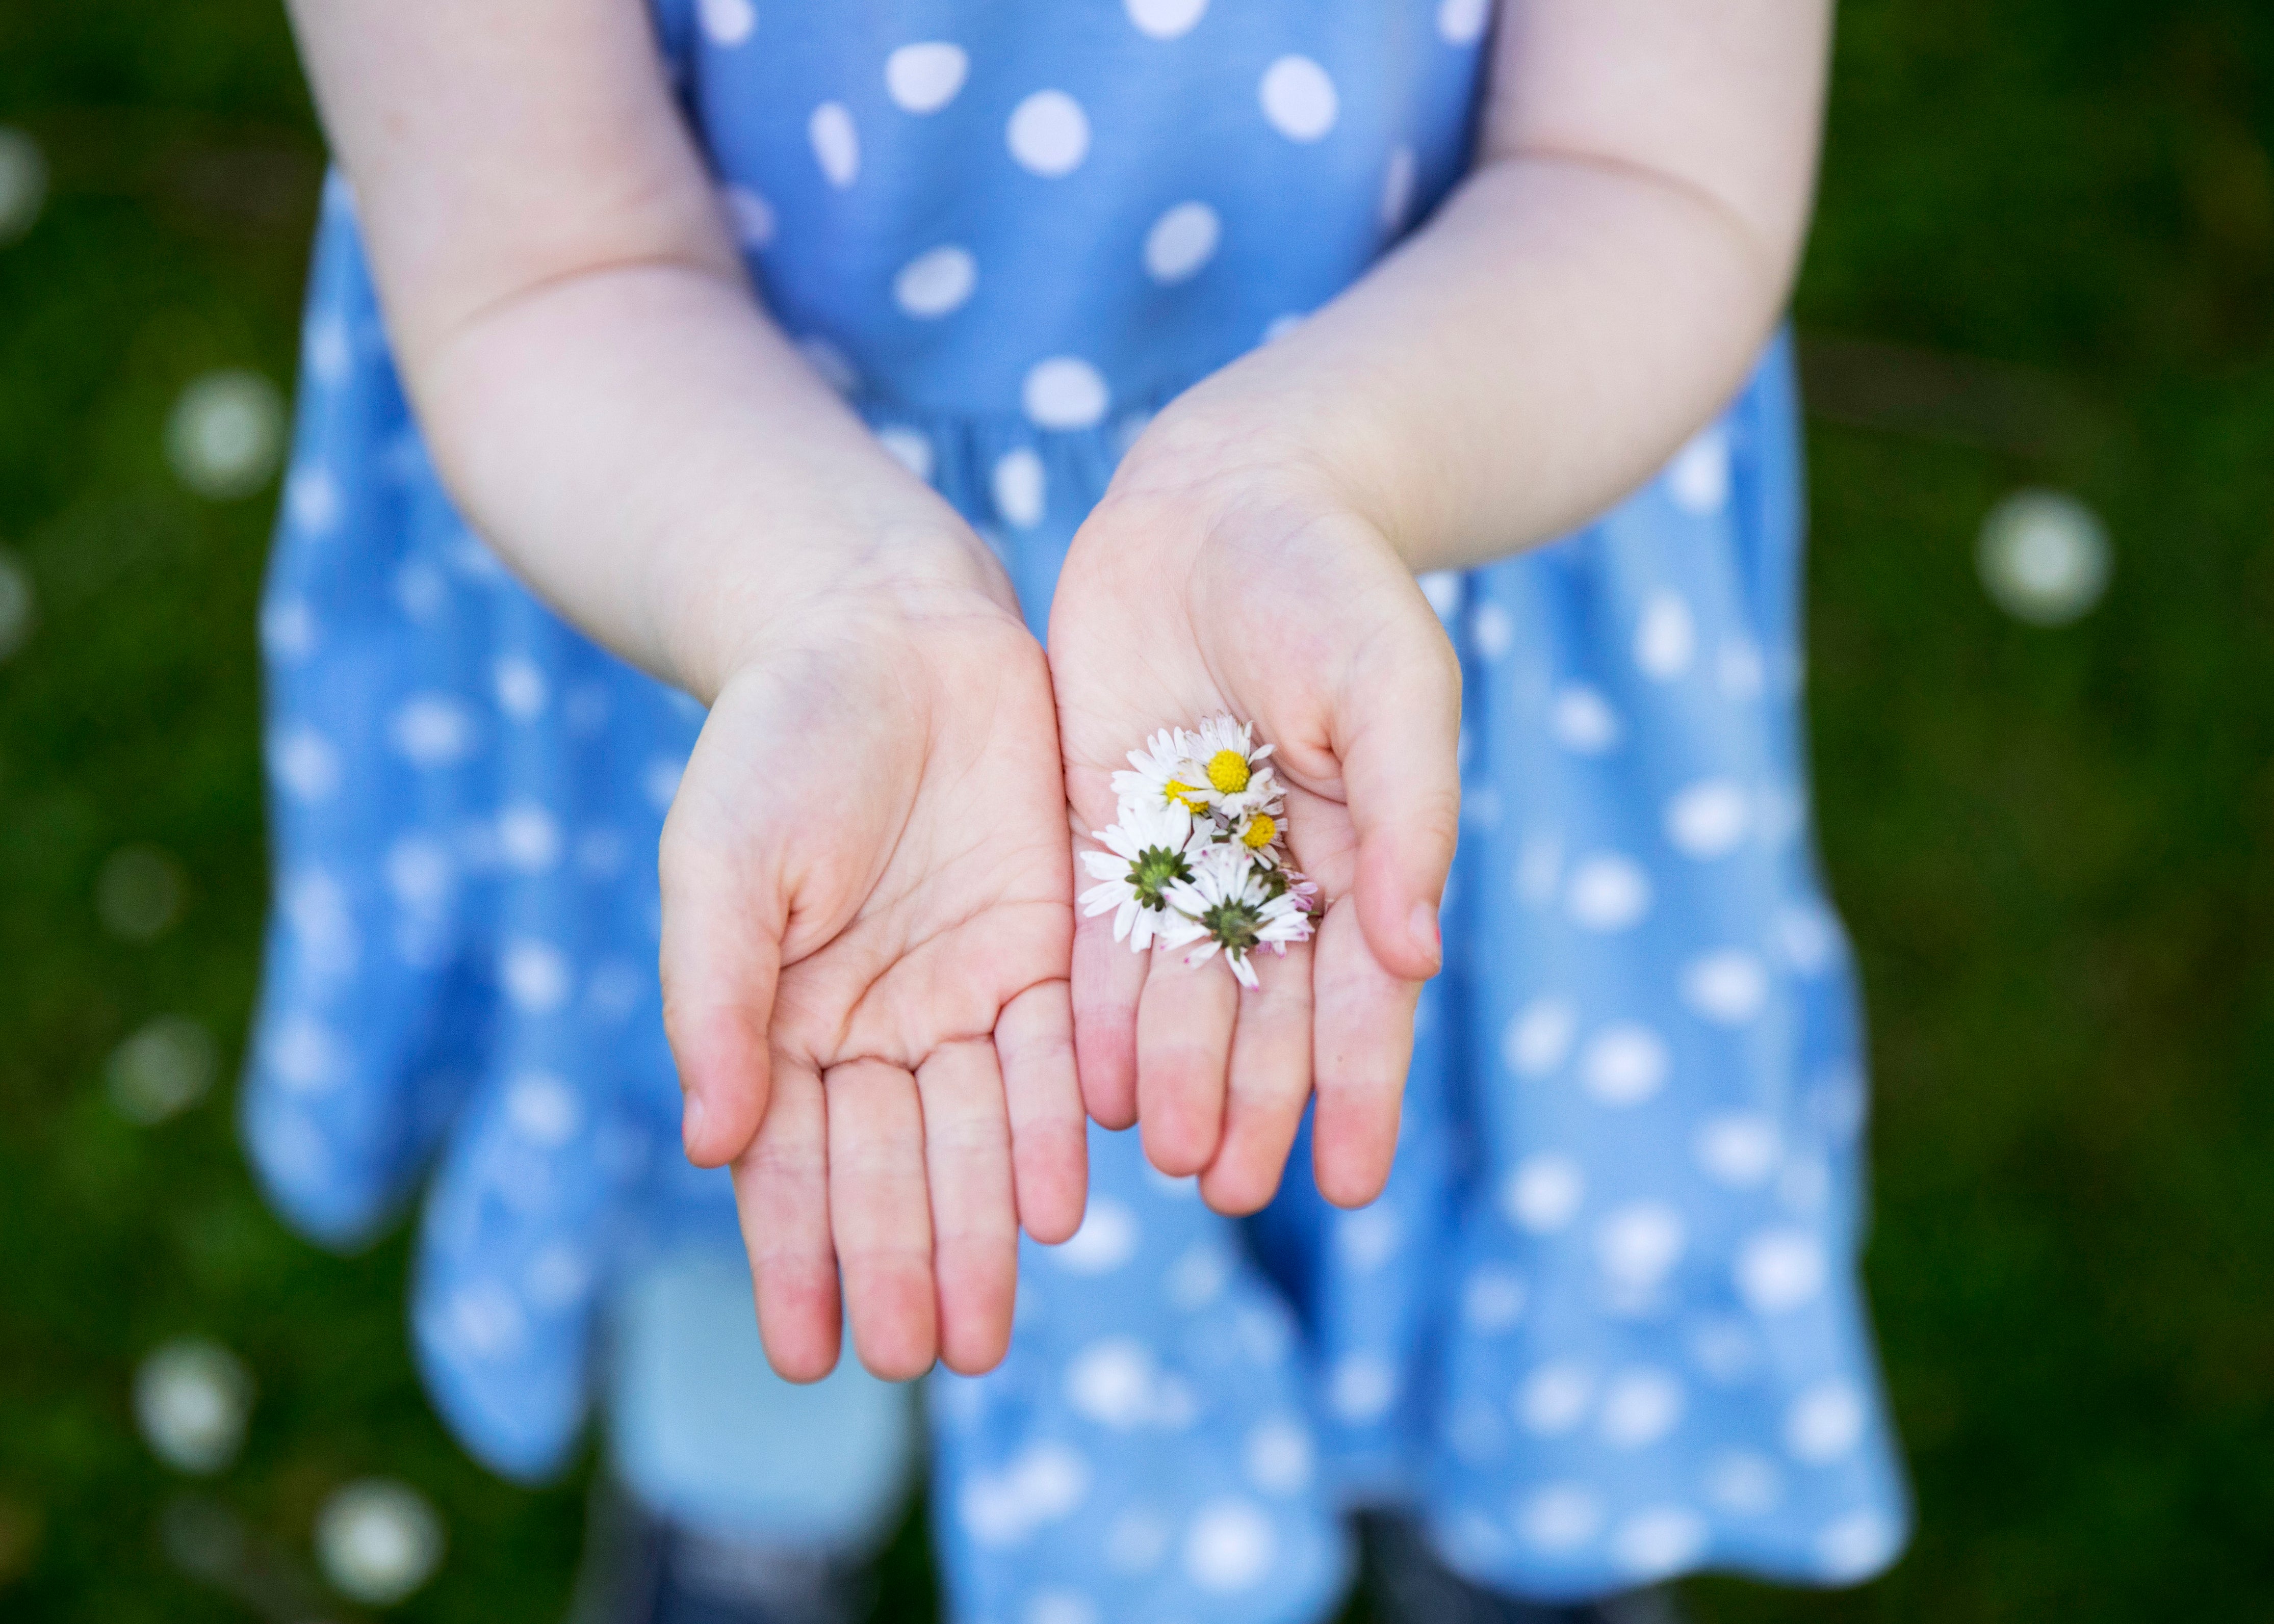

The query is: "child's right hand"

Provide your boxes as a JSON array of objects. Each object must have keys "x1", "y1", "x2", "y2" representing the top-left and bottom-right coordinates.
[{"x1": 660, "y1": 535, "x2": 1086, "y2": 1383}]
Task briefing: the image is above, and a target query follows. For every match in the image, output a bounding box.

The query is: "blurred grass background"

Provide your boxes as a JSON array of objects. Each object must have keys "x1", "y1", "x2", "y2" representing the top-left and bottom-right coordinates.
[{"x1": 1, "y1": 1, "x2": 2269, "y2": 1619}]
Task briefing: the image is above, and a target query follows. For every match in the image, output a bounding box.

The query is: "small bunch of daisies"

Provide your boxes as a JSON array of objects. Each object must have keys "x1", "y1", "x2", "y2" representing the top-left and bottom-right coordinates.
[{"x1": 1080, "y1": 714, "x2": 1318, "y2": 988}]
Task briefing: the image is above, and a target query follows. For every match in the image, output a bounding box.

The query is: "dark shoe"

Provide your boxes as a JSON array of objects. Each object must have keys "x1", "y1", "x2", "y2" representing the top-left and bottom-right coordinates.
[
  {"x1": 565, "y1": 1476, "x2": 870, "y2": 1624},
  {"x1": 1359, "y1": 1512, "x2": 1688, "y2": 1624}
]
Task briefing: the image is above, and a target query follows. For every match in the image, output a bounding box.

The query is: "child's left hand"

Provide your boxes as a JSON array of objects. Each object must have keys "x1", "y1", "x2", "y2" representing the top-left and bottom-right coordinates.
[{"x1": 1048, "y1": 415, "x2": 1462, "y2": 1214}]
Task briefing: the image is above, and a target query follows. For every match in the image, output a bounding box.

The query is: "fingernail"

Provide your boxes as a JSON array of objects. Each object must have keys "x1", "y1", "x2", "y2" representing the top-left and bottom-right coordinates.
[
  {"x1": 681, "y1": 1091, "x2": 708, "y2": 1158},
  {"x1": 1410, "y1": 900, "x2": 1442, "y2": 972}
]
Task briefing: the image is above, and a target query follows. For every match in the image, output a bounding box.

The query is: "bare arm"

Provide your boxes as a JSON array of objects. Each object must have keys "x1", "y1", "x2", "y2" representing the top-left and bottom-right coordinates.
[
  {"x1": 285, "y1": 0, "x2": 997, "y2": 700},
  {"x1": 1148, "y1": 0, "x2": 1833, "y2": 570}
]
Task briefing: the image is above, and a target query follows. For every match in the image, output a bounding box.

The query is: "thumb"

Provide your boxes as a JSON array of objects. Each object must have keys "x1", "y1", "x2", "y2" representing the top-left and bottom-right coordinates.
[
  {"x1": 1333, "y1": 612, "x2": 1462, "y2": 983},
  {"x1": 659, "y1": 816, "x2": 787, "y2": 1169}
]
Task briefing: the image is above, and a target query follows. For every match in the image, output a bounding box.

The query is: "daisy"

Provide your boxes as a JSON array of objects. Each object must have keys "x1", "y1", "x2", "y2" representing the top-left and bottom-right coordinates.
[
  {"x1": 1111, "y1": 727, "x2": 1210, "y2": 815},
  {"x1": 1158, "y1": 844, "x2": 1314, "y2": 989},
  {"x1": 1080, "y1": 796, "x2": 1201, "y2": 949},
  {"x1": 1180, "y1": 713, "x2": 1279, "y2": 817}
]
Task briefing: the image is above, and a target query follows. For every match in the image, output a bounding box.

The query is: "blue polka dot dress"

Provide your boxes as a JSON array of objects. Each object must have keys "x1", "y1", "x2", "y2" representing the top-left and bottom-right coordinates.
[{"x1": 244, "y1": 0, "x2": 1911, "y2": 1614}]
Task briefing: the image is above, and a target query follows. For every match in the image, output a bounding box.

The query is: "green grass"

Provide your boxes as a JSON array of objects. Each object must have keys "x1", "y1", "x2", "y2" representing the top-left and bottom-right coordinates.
[{"x1": 2, "y1": 2, "x2": 2270, "y2": 1619}]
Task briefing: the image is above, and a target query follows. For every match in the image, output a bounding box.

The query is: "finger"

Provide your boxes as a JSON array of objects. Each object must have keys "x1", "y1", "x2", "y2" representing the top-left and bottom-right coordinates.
[
  {"x1": 658, "y1": 818, "x2": 785, "y2": 1170},
  {"x1": 1310, "y1": 895, "x2": 1422, "y2": 1208},
  {"x1": 996, "y1": 979, "x2": 1090, "y2": 1244},
  {"x1": 1135, "y1": 937, "x2": 1238, "y2": 1177},
  {"x1": 915, "y1": 1040, "x2": 1021, "y2": 1374},
  {"x1": 731, "y1": 1053, "x2": 840, "y2": 1382},
  {"x1": 1070, "y1": 898, "x2": 1149, "y2": 1129},
  {"x1": 1334, "y1": 619, "x2": 1462, "y2": 983},
  {"x1": 1200, "y1": 933, "x2": 1314, "y2": 1216},
  {"x1": 825, "y1": 1058, "x2": 938, "y2": 1381}
]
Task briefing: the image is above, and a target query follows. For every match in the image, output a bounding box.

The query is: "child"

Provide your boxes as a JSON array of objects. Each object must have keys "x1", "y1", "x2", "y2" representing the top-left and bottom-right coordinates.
[{"x1": 245, "y1": 0, "x2": 1907, "y2": 1618}]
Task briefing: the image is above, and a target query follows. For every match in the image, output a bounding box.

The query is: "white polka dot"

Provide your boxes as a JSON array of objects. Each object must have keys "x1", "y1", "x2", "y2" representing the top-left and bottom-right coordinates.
[
  {"x1": 1332, "y1": 1205, "x2": 1402, "y2": 1271},
  {"x1": 1502, "y1": 996, "x2": 1577, "y2": 1078},
  {"x1": 390, "y1": 695, "x2": 476, "y2": 767},
  {"x1": 1024, "y1": 1591, "x2": 1098, "y2": 1624},
  {"x1": 1681, "y1": 950, "x2": 1769, "y2": 1024},
  {"x1": 1718, "y1": 638, "x2": 1766, "y2": 698},
  {"x1": 494, "y1": 656, "x2": 547, "y2": 720},
  {"x1": 1736, "y1": 1228, "x2": 1826, "y2": 1314},
  {"x1": 1665, "y1": 778, "x2": 1751, "y2": 857},
  {"x1": 506, "y1": 1072, "x2": 580, "y2": 1146},
  {"x1": 722, "y1": 185, "x2": 774, "y2": 249},
  {"x1": 1022, "y1": 357, "x2": 1109, "y2": 429},
  {"x1": 271, "y1": 727, "x2": 342, "y2": 801},
  {"x1": 1143, "y1": 201, "x2": 1220, "y2": 283},
  {"x1": 809, "y1": 101, "x2": 859, "y2": 187},
  {"x1": 1610, "y1": 1506, "x2": 1709, "y2": 1579},
  {"x1": 1380, "y1": 144, "x2": 1417, "y2": 230},
  {"x1": 1517, "y1": 1484, "x2": 1602, "y2": 1550},
  {"x1": 992, "y1": 447, "x2": 1046, "y2": 527},
  {"x1": 1165, "y1": 1240, "x2": 1231, "y2": 1311},
  {"x1": 394, "y1": 560, "x2": 446, "y2": 622},
  {"x1": 1470, "y1": 599, "x2": 1514, "y2": 661},
  {"x1": 501, "y1": 940, "x2": 571, "y2": 1012},
  {"x1": 1599, "y1": 1369, "x2": 1685, "y2": 1448},
  {"x1": 1327, "y1": 1352, "x2": 1399, "y2": 1422},
  {"x1": 1258, "y1": 56, "x2": 1338, "y2": 142},
  {"x1": 876, "y1": 426, "x2": 934, "y2": 481},
  {"x1": 642, "y1": 755, "x2": 685, "y2": 810},
  {"x1": 1417, "y1": 569, "x2": 1464, "y2": 619},
  {"x1": 287, "y1": 466, "x2": 341, "y2": 534},
  {"x1": 1243, "y1": 1418, "x2": 1312, "y2": 1494},
  {"x1": 1515, "y1": 1362, "x2": 1593, "y2": 1435},
  {"x1": 1704, "y1": 1451, "x2": 1783, "y2": 1515},
  {"x1": 1502, "y1": 1154, "x2": 1584, "y2": 1233},
  {"x1": 1816, "y1": 1510, "x2": 1901, "y2": 1580},
  {"x1": 385, "y1": 838, "x2": 453, "y2": 910},
  {"x1": 893, "y1": 244, "x2": 977, "y2": 317},
  {"x1": 1666, "y1": 425, "x2": 1731, "y2": 514},
  {"x1": 959, "y1": 1444, "x2": 1091, "y2": 1546},
  {"x1": 1595, "y1": 1203, "x2": 1686, "y2": 1291},
  {"x1": 1515, "y1": 830, "x2": 1562, "y2": 908},
  {"x1": 268, "y1": 1016, "x2": 345, "y2": 1094},
  {"x1": 261, "y1": 595, "x2": 317, "y2": 662},
  {"x1": 1066, "y1": 1338, "x2": 1157, "y2": 1428},
  {"x1": 496, "y1": 803, "x2": 561, "y2": 872},
  {"x1": 1461, "y1": 1267, "x2": 1528, "y2": 1331},
  {"x1": 1437, "y1": 0, "x2": 1492, "y2": 45},
  {"x1": 1776, "y1": 900, "x2": 1843, "y2": 974},
  {"x1": 1549, "y1": 685, "x2": 1622, "y2": 753},
  {"x1": 1261, "y1": 312, "x2": 1305, "y2": 343},
  {"x1": 1687, "y1": 1317, "x2": 1763, "y2": 1385},
  {"x1": 696, "y1": 0, "x2": 755, "y2": 46},
  {"x1": 1694, "y1": 1114, "x2": 1780, "y2": 1186},
  {"x1": 884, "y1": 42, "x2": 968, "y2": 113},
  {"x1": 1635, "y1": 591, "x2": 1696, "y2": 678},
  {"x1": 1051, "y1": 1197, "x2": 1139, "y2": 1273},
  {"x1": 1105, "y1": 1507, "x2": 1173, "y2": 1571},
  {"x1": 1784, "y1": 1380, "x2": 1866, "y2": 1462},
  {"x1": 1182, "y1": 1500, "x2": 1274, "y2": 1591},
  {"x1": 524, "y1": 1242, "x2": 593, "y2": 1308},
  {"x1": 1007, "y1": 91, "x2": 1091, "y2": 176},
  {"x1": 1580, "y1": 1023, "x2": 1670, "y2": 1106},
  {"x1": 1566, "y1": 852, "x2": 1652, "y2": 931},
  {"x1": 1125, "y1": 0, "x2": 1207, "y2": 38},
  {"x1": 303, "y1": 313, "x2": 351, "y2": 386},
  {"x1": 1462, "y1": 785, "x2": 1504, "y2": 830}
]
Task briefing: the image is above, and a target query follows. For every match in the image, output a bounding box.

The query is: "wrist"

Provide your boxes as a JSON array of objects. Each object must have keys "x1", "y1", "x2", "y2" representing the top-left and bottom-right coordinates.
[{"x1": 666, "y1": 517, "x2": 1020, "y2": 703}]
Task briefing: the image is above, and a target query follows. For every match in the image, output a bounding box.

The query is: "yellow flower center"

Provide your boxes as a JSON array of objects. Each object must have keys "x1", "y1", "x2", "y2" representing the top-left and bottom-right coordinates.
[
  {"x1": 1162, "y1": 779, "x2": 1202, "y2": 809},
  {"x1": 1206, "y1": 749, "x2": 1250, "y2": 795},
  {"x1": 1241, "y1": 813, "x2": 1277, "y2": 849}
]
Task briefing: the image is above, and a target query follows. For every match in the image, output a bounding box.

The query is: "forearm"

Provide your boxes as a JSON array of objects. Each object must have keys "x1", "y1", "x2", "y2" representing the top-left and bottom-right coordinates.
[
  {"x1": 1160, "y1": 153, "x2": 1791, "y2": 572},
  {"x1": 1133, "y1": 0, "x2": 1830, "y2": 573},
  {"x1": 417, "y1": 260, "x2": 993, "y2": 702}
]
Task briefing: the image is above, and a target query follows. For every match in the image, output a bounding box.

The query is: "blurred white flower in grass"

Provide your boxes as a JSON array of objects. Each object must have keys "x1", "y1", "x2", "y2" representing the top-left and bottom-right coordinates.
[
  {"x1": 167, "y1": 370, "x2": 287, "y2": 500},
  {"x1": 1978, "y1": 489, "x2": 2111, "y2": 626},
  {"x1": 97, "y1": 844, "x2": 186, "y2": 940},
  {"x1": 134, "y1": 1340, "x2": 254, "y2": 1474},
  {"x1": 0, "y1": 128, "x2": 46, "y2": 244},
  {"x1": 108, "y1": 1015, "x2": 220, "y2": 1125},
  {"x1": 0, "y1": 548, "x2": 33, "y2": 660},
  {"x1": 316, "y1": 1480, "x2": 445, "y2": 1606}
]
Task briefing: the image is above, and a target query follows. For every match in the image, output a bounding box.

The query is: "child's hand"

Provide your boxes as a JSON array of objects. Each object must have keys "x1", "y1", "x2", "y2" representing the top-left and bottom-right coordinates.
[
  {"x1": 663, "y1": 541, "x2": 1084, "y2": 1382},
  {"x1": 1048, "y1": 422, "x2": 1461, "y2": 1214}
]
